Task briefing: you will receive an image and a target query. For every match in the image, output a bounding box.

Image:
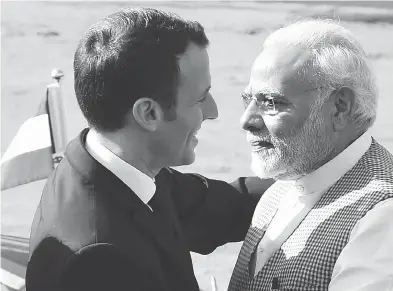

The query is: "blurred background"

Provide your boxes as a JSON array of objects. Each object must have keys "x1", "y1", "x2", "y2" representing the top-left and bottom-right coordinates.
[{"x1": 1, "y1": 1, "x2": 393, "y2": 290}]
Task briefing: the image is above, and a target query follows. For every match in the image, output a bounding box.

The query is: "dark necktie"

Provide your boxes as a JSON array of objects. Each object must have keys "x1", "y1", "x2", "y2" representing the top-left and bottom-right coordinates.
[
  {"x1": 147, "y1": 183, "x2": 166, "y2": 214},
  {"x1": 148, "y1": 183, "x2": 181, "y2": 239}
]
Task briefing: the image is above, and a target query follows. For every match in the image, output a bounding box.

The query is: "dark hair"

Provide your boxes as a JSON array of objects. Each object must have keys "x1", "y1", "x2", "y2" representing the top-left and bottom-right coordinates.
[{"x1": 74, "y1": 7, "x2": 209, "y2": 132}]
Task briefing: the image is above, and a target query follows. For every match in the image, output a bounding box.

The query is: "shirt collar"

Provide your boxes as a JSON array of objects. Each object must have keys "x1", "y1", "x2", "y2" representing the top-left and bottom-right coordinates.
[
  {"x1": 85, "y1": 129, "x2": 156, "y2": 204},
  {"x1": 294, "y1": 131, "x2": 372, "y2": 195}
]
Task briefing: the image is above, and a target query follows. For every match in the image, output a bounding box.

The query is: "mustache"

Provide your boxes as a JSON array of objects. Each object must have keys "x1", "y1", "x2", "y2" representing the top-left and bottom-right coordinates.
[{"x1": 247, "y1": 134, "x2": 273, "y2": 144}]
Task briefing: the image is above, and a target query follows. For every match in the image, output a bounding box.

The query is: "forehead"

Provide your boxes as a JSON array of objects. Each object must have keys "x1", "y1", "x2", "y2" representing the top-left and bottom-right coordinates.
[
  {"x1": 249, "y1": 45, "x2": 316, "y2": 95},
  {"x1": 177, "y1": 43, "x2": 210, "y2": 100}
]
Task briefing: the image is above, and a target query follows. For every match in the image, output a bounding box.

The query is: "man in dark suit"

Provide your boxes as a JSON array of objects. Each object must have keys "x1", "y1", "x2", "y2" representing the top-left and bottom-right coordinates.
[{"x1": 26, "y1": 8, "x2": 273, "y2": 291}]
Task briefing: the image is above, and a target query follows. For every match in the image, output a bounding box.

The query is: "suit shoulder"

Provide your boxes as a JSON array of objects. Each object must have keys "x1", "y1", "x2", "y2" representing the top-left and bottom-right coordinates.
[
  {"x1": 231, "y1": 177, "x2": 275, "y2": 196},
  {"x1": 31, "y1": 159, "x2": 98, "y2": 256},
  {"x1": 159, "y1": 167, "x2": 210, "y2": 188}
]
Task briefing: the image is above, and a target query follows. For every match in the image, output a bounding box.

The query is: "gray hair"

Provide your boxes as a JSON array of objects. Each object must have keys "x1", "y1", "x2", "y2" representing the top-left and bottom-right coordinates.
[{"x1": 263, "y1": 19, "x2": 378, "y2": 133}]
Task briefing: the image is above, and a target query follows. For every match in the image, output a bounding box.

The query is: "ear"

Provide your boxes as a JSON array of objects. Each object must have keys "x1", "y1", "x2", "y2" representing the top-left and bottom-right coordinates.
[
  {"x1": 132, "y1": 98, "x2": 164, "y2": 132},
  {"x1": 329, "y1": 87, "x2": 355, "y2": 132}
]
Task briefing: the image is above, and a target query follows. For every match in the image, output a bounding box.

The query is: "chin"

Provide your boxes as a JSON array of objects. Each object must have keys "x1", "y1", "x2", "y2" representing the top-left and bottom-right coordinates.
[
  {"x1": 171, "y1": 149, "x2": 196, "y2": 167},
  {"x1": 250, "y1": 152, "x2": 288, "y2": 180},
  {"x1": 181, "y1": 152, "x2": 196, "y2": 165}
]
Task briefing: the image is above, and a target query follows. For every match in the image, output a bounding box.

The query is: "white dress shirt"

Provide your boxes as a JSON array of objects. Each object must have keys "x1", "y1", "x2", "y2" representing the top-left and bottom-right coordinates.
[
  {"x1": 252, "y1": 131, "x2": 393, "y2": 290},
  {"x1": 85, "y1": 129, "x2": 156, "y2": 211}
]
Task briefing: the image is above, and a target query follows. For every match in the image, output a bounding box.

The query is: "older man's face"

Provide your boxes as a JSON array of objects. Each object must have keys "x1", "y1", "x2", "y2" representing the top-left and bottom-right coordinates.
[{"x1": 241, "y1": 45, "x2": 335, "y2": 180}]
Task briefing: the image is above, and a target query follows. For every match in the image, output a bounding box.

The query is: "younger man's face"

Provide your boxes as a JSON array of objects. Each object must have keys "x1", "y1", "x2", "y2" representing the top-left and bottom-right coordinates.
[{"x1": 153, "y1": 43, "x2": 218, "y2": 167}]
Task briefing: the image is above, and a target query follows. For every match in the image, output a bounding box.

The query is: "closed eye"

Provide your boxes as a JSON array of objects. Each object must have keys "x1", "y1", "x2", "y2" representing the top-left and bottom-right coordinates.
[
  {"x1": 196, "y1": 95, "x2": 207, "y2": 103},
  {"x1": 241, "y1": 92, "x2": 286, "y2": 113}
]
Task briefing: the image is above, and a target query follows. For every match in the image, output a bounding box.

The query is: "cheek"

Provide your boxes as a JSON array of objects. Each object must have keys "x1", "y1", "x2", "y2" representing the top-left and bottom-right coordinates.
[
  {"x1": 176, "y1": 108, "x2": 203, "y2": 141},
  {"x1": 264, "y1": 115, "x2": 303, "y2": 138},
  {"x1": 265, "y1": 101, "x2": 312, "y2": 138},
  {"x1": 186, "y1": 107, "x2": 203, "y2": 128}
]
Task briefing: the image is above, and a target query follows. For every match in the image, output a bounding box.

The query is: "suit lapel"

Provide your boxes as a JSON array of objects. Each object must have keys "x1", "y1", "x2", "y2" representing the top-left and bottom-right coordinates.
[
  {"x1": 100, "y1": 167, "x2": 191, "y2": 271},
  {"x1": 134, "y1": 172, "x2": 191, "y2": 267},
  {"x1": 132, "y1": 204, "x2": 191, "y2": 267},
  {"x1": 65, "y1": 129, "x2": 192, "y2": 272}
]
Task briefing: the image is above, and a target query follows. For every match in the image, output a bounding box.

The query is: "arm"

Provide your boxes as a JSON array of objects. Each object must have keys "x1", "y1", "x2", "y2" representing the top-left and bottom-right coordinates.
[
  {"x1": 59, "y1": 244, "x2": 164, "y2": 291},
  {"x1": 231, "y1": 176, "x2": 275, "y2": 200},
  {"x1": 164, "y1": 168, "x2": 274, "y2": 254},
  {"x1": 329, "y1": 198, "x2": 393, "y2": 291}
]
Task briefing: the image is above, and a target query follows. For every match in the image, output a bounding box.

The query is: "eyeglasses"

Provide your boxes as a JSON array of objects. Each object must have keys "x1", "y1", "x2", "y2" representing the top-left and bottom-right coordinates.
[
  {"x1": 241, "y1": 86, "x2": 325, "y2": 113},
  {"x1": 241, "y1": 92, "x2": 278, "y2": 112}
]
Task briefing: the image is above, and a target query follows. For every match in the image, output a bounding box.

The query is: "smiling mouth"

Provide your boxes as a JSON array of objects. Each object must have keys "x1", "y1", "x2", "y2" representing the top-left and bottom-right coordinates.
[
  {"x1": 192, "y1": 128, "x2": 201, "y2": 141},
  {"x1": 249, "y1": 140, "x2": 274, "y2": 151},
  {"x1": 191, "y1": 133, "x2": 199, "y2": 145}
]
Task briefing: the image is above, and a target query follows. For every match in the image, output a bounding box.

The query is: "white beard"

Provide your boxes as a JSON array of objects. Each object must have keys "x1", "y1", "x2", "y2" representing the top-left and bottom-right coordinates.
[{"x1": 250, "y1": 104, "x2": 335, "y2": 180}]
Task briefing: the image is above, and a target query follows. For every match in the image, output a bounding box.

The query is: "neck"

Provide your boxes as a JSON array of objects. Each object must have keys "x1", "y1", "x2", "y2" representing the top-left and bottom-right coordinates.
[{"x1": 93, "y1": 129, "x2": 161, "y2": 178}]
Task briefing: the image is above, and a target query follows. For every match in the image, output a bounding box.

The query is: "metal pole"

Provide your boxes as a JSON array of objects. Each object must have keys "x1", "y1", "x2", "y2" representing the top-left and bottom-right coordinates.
[{"x1": 47, "y1": 69, "x2": 67, "y2": 165}]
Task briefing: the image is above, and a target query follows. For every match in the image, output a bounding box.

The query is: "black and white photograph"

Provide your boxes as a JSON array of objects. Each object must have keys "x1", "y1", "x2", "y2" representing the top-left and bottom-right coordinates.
[{"x1": 1, "y1": 1, "x2": 393, "y2": 291}]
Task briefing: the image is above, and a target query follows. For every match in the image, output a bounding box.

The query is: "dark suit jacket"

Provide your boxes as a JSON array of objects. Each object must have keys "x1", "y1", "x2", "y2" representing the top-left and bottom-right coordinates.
[{"x1": 26, "y1": 129, "x2": 273, "y2": 291}]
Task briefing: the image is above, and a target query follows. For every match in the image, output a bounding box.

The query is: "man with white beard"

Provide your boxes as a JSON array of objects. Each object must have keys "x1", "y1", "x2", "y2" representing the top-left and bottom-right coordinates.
[{"x1": 228, "y1": 19, "x2": 393, "y2": 291}]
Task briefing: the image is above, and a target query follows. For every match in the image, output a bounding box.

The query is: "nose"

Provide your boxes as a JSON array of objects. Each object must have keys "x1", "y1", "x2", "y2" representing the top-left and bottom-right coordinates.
[
  {"x1": 240, "y1": 101, "x2": 265, "y2": 132},
  {"x1": 203, "y1": 92, "x2": 218, "y2": 120}
]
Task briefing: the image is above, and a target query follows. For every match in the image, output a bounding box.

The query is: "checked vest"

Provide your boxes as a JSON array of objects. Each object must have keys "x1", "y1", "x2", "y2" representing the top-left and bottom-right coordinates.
[{"x1": 228, "y1": 140, "x2": 393, "y2": 291}]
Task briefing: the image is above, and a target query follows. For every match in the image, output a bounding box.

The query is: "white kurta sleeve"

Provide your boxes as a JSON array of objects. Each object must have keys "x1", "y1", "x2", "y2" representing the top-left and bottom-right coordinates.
[{"x1": 329, "y1": 198, "x2": 393, "y2": 291}]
